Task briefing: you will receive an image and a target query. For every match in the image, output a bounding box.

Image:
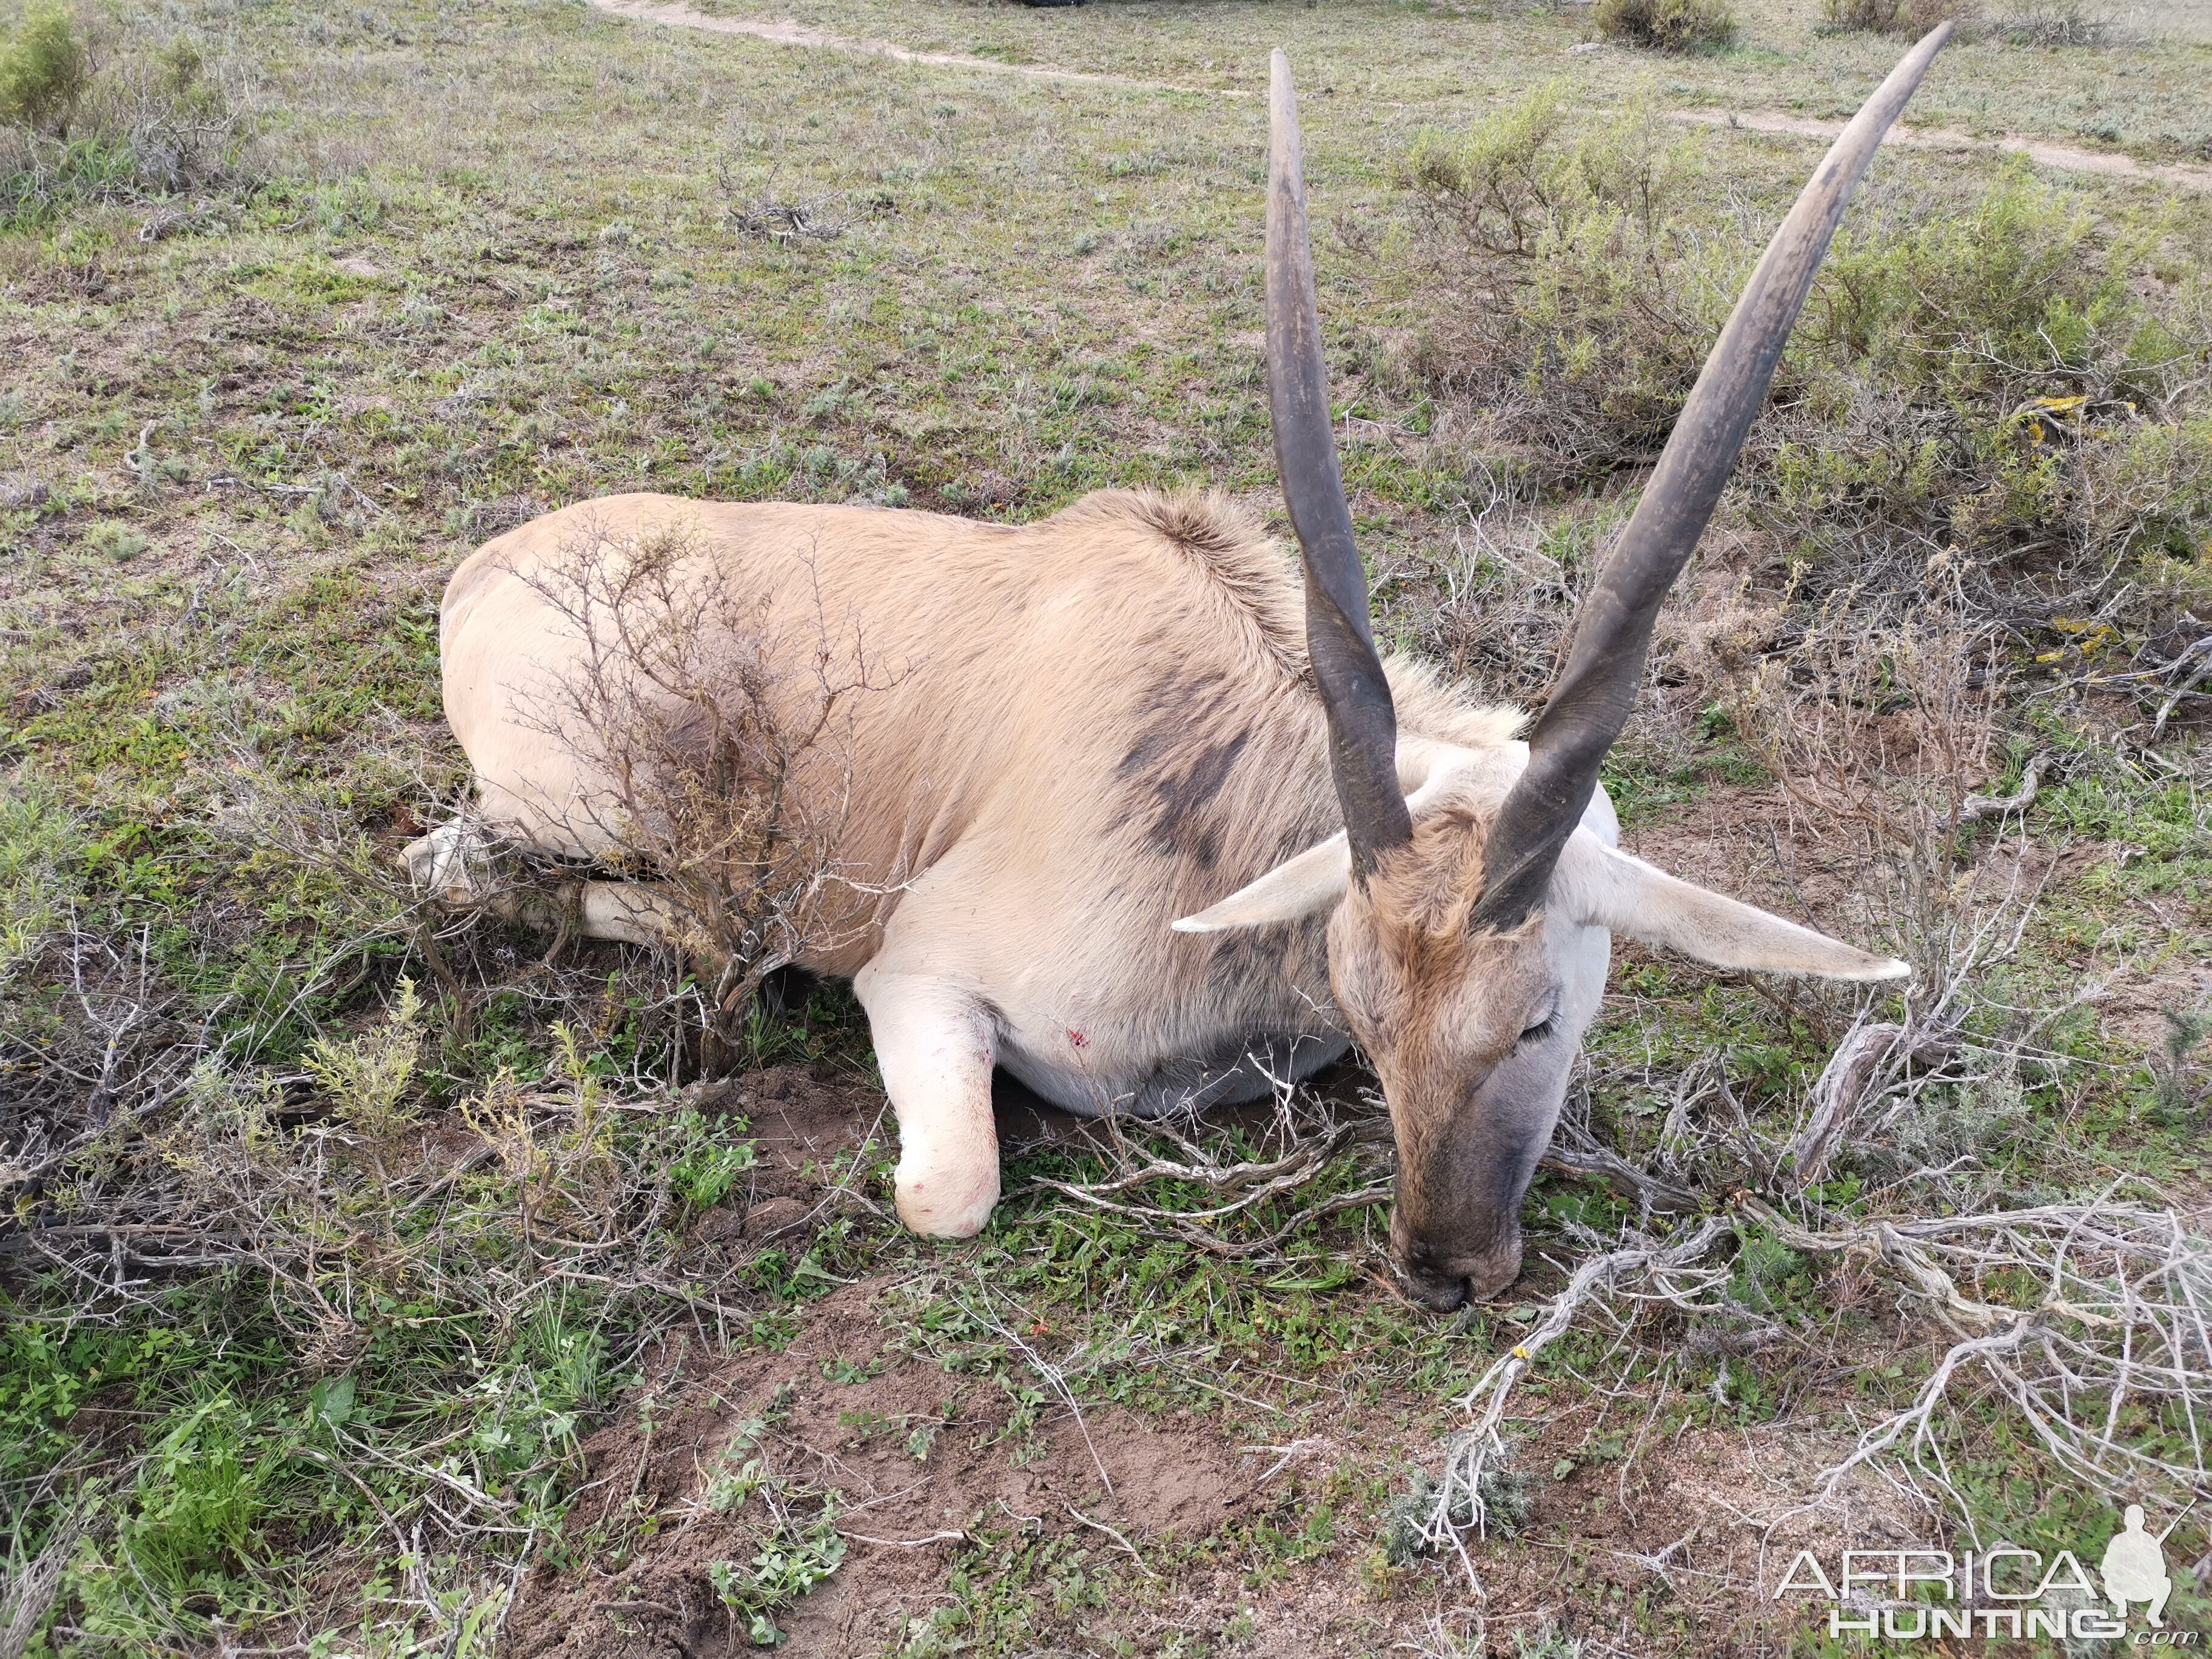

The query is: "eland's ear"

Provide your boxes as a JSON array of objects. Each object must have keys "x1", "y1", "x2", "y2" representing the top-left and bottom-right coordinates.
[
  {"x1": 1172, "y1": 833, "x2": 1351, "y2": 933},
  {"x1": 1556, "y1": 834, "x2": 1909, "y2": 982}
]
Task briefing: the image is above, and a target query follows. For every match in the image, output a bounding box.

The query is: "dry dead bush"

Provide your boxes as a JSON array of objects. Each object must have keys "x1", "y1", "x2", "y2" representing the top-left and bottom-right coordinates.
[
  {"x1": 514, "y1": 515, "x2": 896, "y2": 1064},
  {"x1": 1740, "y1": 603, "x2": 2003, "y2": 942},
  {"x1": 0, "y1": 917, "x2": 205, "y2": 1207},
  {"x1": 1822, "y1": 0, "x2": 2131, "y2": 41},
  {"x1": 1979, "y1": 0, "x2": 2128, "y2": 42},
  {"x1": 1729, "y1": 602, "x2": 2074, "y2": 1202},
  {"x1": 1407, "y1": 473, "x2": 1594, "y2": 705}
]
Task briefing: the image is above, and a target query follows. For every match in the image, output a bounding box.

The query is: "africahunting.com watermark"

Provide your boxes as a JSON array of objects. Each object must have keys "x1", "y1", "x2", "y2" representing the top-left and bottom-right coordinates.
[{"x1": 1775, "y1": 1504, "x2": 2200, "y2": 1643}]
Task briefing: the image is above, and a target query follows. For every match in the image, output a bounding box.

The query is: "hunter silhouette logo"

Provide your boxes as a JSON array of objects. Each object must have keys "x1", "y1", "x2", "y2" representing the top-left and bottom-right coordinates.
[
  {"x1": 1775, "y1": 1503, "x2": 2200, "y2": 1643},
  {"x1": 2103, "y1": 1504, "x2": 2179, "y2": 1627}
]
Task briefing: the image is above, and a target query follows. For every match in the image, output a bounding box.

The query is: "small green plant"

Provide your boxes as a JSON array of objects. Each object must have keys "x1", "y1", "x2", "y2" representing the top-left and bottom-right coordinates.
[
  {"x1": 1400, "y1": 85, "x2": 1712, "y2": 478},
  {"x1": 0, "y1": 2, "x2": 89, "y2": 136},
  {"x1": 1728, "y1": 1227, "x2": 1808, "y2": 1316},
  {"x1": 994, "y1": 1373, "x2": 1048, "y2": 1468},
  {"x1": 707, "y1": 1506, "x2": 848, "y2": 1646},
  {"x1": 904, "y1": 1415, "x2": 943, "y2": 1463},
  {"x1": 836, "y1": 1405, "x2": 950, "y2": 1462},
  {"x1": 304, "y1": 976, "x2": 424, "y2": 1142},
  {"x1": 84, "y1": 520, "x2": 149, "y2": 563},
  {"x1": 1512, "y1": 1621, "x2": 1588, "y2": 1659},
  {"x1": 1594, "y1": 0, "x2": 1739, "y2": 50},
  {"x1": 2152, "y1": 1005, "x2": 2210, "y2": 1124},
  {"x1": 668, "y1": 1108, "x2": 759, "y2": 1207},
  {"x1": 704, "y1": 1419, "x2": 773, "y2": 1513}
]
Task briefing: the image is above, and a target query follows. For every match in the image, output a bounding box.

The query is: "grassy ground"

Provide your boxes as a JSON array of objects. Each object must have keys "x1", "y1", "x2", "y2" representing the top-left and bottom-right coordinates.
[{"x1": 4, "y1": 0, "x2": 2211, "y2": 1654}]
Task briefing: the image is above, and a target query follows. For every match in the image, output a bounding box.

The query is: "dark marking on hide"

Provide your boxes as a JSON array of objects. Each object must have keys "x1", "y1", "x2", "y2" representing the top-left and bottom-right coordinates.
[
  {"x1": 1202, "y1": 916, "x2": 1332, "y2": 1006},
  {"x1": 1204, "y1": 925, "x2": 1286, "y2": 999},
  {"x1": 1115, "y1": 670, "x2": 1251, "y2": 871}
]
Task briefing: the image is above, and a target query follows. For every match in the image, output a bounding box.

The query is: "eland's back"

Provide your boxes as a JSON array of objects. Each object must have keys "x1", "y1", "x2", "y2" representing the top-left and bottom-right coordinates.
[{"x1": 439, "y1": 486, "x2": 1512, "y2": 976}]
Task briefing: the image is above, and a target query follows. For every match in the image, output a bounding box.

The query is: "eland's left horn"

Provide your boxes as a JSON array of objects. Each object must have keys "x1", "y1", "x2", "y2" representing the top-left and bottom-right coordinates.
[{"x1": 1473, "y1": 22, "x2": 1953, "y2": 933}]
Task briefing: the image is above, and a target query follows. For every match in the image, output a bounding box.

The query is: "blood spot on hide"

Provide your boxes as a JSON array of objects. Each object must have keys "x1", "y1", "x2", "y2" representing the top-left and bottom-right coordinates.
[{"x1": 1067, "y1": 1028, "x2": 1089, "y2": 1050}]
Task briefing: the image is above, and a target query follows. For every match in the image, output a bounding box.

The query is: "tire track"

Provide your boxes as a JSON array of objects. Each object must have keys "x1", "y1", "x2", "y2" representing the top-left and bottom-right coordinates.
[
  {"x1": 586, "y1": 0, "x2": 2210, "y2": 192},
  {"x1": 584, "y1": 0, "x2": 1238, "y2": 95},
  {"x1": 1669, "y1": 106, "x2": 2212, "y2": 193}
]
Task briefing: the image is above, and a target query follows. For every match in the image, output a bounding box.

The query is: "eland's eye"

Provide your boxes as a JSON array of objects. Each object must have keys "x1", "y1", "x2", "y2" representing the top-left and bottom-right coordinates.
[{"x1": 1517, "y1": 1013, "x2": 1557, "y2": 1045}]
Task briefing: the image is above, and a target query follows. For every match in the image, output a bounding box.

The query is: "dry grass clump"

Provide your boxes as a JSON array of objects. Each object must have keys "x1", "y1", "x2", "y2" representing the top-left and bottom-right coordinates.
[
  {"x1": 0, "y1": 1, "x2": 258, "y2": 229},
  {"x1": 1821, "y1": 0, "x2": 2127, "y2": 42},
  {"x1": 1594, "y1": 0, "x2": 1741, "y2": 50},
  {"x1": 1980, "y1": 0, "x2": 2126, "y2": 42},
  {"x1": 1009, "y1": 1084, "x2": 1398, "y2": 1267},
  {"x1": 1412, "y1": 1195, "x2": 2212, "y2": 1563}
]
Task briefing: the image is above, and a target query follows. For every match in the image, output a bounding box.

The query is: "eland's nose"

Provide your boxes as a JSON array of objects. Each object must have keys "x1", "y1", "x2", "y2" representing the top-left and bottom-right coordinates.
[
  {"x1": 1396, "y1": 1241, "x2": 1473, "y2": 1312},
  {"x1": 1395, "y1": 1240, "x2": 1524, "y2": 1312}
]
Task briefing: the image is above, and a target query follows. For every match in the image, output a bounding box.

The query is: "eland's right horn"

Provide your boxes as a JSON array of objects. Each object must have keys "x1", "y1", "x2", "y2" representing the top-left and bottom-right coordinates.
[{"x1": 1264, "y1": 47, "x2": 1413, "y2": 884}]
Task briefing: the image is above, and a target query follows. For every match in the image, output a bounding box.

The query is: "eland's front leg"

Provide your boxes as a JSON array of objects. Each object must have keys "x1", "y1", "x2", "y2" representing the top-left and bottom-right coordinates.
[{"x1": 854, "y1": 967, "x2": 1001, "y2": 1238}]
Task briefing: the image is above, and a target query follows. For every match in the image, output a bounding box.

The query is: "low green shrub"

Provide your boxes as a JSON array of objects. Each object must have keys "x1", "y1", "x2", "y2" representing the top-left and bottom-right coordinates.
[
  {"x1": 1398, "y1": 90, "x2": 2212, "y2": 632},
  {"x1": 1399, "y1": 85, "x2": 1714, "y2": 469},
  {"x1": 0, "y1": 1, "x2": 89, "y2": 135},
  {"x1": 0, "y1": 4, "x2": 256, "y2": 229},
  {"x1": 1765, "y1": 169, "x2": 2210, "y2": 601}
]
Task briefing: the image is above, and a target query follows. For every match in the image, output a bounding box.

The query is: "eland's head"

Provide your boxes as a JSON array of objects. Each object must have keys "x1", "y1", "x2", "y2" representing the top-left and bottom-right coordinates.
[{"x1": 1176, "y1": 39, "x2": 1948, "y2": 1310}]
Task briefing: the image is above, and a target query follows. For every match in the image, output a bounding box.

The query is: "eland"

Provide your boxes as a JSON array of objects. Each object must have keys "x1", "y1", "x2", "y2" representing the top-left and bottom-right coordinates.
[{"x1": 408, "y1": 33, "x2": 1948, "y2": 1308}]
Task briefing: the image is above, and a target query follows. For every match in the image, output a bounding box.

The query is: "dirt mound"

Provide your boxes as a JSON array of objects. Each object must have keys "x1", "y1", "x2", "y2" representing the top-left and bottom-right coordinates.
[
  {"x1": 506, "y1": 1066, "x2": 1264, "y2": 1658},
  {"x1": 508, "y1": 1279, "x2": 1259, "y2": 1657}
]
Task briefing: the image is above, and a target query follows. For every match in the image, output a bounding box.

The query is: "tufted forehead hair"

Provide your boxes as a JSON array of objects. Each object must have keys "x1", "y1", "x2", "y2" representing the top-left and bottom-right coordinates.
[
  {"x1": 1362, "y1": 779, "x2": 1495, "y2": 941},
  {"x1": 1340, "y1": 773, "x2": 1558, "y2": 1017}
]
